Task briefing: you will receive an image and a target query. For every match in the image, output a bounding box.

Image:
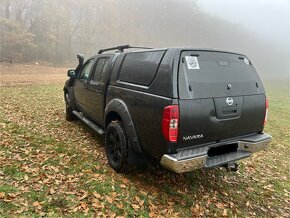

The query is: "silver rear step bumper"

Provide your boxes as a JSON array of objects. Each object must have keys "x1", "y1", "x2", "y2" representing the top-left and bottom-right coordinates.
[{"x1": 160, "y1": 133, "x2": 272, "y2": 173}]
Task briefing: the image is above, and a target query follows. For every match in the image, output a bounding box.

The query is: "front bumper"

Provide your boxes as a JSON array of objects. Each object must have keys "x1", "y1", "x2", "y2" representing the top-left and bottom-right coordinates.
[{"x1": 160, "y1": 133, "x2": 272, "y2": 173}]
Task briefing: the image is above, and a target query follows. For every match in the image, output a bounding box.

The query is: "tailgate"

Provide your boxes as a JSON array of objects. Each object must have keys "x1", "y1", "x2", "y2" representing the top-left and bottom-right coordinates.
[{"x1": 177, "y1": 50, "x2": 266, "y2": 148}]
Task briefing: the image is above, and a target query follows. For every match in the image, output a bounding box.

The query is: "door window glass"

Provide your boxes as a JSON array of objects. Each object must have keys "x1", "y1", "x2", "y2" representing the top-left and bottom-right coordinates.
[
  {"x1": 80, "y1": 59, "x2": 94, "y2": 80},
  {"x1": 92, "y1": 58, "x2": 108, "y2": 82}
]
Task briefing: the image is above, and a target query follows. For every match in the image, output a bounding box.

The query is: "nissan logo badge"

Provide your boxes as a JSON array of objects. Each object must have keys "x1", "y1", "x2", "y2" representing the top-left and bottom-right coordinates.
[{"x1": 226, "y1": 97, "x2": 234, "y2": 106}]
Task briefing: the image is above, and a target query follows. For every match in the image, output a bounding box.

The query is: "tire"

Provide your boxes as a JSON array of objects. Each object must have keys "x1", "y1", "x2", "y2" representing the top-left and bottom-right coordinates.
[
  {"x1": 65, "y1": 92, "x2": 76, "y2": 121},
  {"x1": 105, "y1": 121, "x2": 128, "y2": 172}
]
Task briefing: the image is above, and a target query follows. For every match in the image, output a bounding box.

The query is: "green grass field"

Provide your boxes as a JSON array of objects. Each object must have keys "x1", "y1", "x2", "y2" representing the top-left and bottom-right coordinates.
[{"x1": 0, "y1": 69, "x2": 289, "y2": 217}]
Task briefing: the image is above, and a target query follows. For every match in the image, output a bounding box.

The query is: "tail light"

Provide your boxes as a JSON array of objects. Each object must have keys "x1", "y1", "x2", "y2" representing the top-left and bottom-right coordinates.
[
  {"x1": 264, "y1": 97, "x2": 269, "y2": 125},
  {"x1": 162, "y1": 105, "x2": 179, "y2": 142}
]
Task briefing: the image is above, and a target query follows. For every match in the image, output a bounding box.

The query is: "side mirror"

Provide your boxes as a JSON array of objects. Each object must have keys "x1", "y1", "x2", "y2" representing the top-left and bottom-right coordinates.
[{"x1": 67, "y1": 69, "x2": 78, "y2": 78}]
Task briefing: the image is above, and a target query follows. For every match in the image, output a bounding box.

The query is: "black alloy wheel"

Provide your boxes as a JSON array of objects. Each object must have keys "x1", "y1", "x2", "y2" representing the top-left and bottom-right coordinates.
[{"x1": 105, "y1": 121, "x2": 128, "y2": 172}]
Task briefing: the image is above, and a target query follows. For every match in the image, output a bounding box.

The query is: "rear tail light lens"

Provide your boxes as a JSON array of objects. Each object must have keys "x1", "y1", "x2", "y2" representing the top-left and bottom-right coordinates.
[
  {"x1": 162, "y1": 105, "x2": 179, "y2": 142},
  {"x1": 264, "y1": 97, "x2": 269, "y2": 125}
]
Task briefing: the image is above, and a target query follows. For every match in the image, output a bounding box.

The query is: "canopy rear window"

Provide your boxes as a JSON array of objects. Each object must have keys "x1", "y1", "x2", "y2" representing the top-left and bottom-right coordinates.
[{"x1": 178, "y1": 51, "x2": 265, "y2": 99}]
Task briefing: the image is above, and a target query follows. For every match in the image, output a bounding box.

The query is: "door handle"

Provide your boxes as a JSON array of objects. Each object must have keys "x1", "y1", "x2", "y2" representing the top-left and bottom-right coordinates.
[{"x1": 96, "y1": 86, "x2": 102, "y2": 93}]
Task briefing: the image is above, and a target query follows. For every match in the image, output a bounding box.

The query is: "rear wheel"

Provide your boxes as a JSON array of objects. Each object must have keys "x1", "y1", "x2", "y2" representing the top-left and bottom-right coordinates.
[
  {"x1": 105, "y1": 121, "x2": 128, "y2": 172},
  {"x1": 65, "y1": 92, "x2": 76, "y2": 121}
]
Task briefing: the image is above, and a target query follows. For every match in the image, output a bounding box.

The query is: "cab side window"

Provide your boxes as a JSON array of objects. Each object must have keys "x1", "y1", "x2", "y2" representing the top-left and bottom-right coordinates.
[
  {"x1": 80, "y1": 59, "x2": 94, "y2": 80},
  {"x1": 91, "y1": 58, "x2": 108, "y2": 82},
  {"x1": 119, "y1": 51, "x2": 165, "y2": 86}
]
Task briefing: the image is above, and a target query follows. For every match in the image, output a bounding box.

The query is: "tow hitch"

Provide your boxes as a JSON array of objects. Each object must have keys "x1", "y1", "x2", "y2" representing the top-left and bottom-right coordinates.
[{"x1": 223, "y1": 162, "x2": 239, "y2": 172}]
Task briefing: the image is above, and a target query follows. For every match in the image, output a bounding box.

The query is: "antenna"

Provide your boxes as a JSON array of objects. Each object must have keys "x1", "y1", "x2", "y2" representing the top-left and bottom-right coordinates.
[{"x1": 97, "y1": 44, "x2": 152, "y2": 54}]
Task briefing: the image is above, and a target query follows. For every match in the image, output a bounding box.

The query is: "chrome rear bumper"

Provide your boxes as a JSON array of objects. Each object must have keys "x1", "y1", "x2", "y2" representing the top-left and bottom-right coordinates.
[{"x1": 160, "y1": 133, "x2": 272, "y2": 173}]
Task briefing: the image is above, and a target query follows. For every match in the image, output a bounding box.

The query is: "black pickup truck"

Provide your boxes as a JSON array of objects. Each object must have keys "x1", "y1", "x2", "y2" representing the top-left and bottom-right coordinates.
[{"x1": 63, "y1": 45, "x2": 272, "y2": 173}]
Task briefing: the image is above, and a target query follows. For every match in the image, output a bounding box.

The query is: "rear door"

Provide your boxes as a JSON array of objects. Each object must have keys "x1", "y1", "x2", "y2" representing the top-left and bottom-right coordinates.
[
  {"x1": 84, "y1": 55, "x2": 112, "y2": 124},
  {"x1": 177, "y1": 50, "x2": 266, "y2": 149}
]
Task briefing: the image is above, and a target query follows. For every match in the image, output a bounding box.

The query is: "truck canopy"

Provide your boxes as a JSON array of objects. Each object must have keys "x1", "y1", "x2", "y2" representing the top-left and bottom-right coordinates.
[{"x1": 177, "y1": 50, "x2": 266, "y2": 149}]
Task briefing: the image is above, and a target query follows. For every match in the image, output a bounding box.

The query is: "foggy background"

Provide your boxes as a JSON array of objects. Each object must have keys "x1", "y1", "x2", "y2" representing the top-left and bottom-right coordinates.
[{"x1": 0, "y1": 0, "x2": 289, "y2": 80}]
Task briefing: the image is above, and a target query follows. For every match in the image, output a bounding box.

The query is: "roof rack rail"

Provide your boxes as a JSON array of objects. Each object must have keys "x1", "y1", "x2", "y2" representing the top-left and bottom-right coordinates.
[{"x1": 97, "y1": 44, "x2": 152, "y2": 54}]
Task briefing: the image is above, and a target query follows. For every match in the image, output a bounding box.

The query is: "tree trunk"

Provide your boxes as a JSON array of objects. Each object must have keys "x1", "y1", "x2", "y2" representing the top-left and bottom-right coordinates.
[{"x1": 5, "y1": 1, "x2": 10, "y2": 19}]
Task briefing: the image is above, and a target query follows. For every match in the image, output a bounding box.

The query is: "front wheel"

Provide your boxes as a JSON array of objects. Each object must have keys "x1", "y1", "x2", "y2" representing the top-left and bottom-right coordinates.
[
  {"x1": 105, "y1": 121, "x2": 128, "y2": 172},
  {"x1": 65, "y1": 92, "x2": 76, "y2": 121}
]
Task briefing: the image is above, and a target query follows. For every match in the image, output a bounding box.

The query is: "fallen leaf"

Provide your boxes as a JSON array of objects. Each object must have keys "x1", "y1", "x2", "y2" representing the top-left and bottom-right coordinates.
[
  {"x1": 215, "y1": 202, "x2": 224, "y2": 209},
  {"x1": 120, "y1": 184, "x2": 126, "y2": 189},
  {"x1": 106, "y1": 196, "x2": 113, "y2": 204},
  {"x1": 32, "y1": 201, "x2": 40, "y2": 207},
  {"x1": 131, "y1": 203, "x2": 140, "y2": 210},
  {"x1": 0, "y1": 192, "x2": 5, "y2": 199},
  {"x1": 222, "y1": 209, "x2": 227, "y2": 217},
  {"x1": 93, "y1": 192, "x2": 102, "y2": 199},
  {"x1": 79, "y1": 191, "x2": 88, "y2": 200},
  {"x1": 49, "y1": 188, "x2": 55, "y2": 195},
  {"x1": 80, "y1": 202, "x2": 88, "y2": 209},
  {"x1": 139, "y1": 200, "x2": 145, "y2": 207},
  {"x1": 72, "y1": 206, "x2": 79, "y2": 212},
  {"x1": 221, "y1": 191, "x2": 228, "y2": 196}
]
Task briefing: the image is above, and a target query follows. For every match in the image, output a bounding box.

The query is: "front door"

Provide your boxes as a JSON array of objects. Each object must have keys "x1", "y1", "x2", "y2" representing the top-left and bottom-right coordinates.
[{"x1": 73, "y1": 58, "x2": 95, "y2": 113}]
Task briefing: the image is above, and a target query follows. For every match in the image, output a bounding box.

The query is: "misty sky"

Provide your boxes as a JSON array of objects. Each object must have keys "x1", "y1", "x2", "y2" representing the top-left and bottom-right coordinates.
[
  {"x1": 198, "y1": 0, "x2": 290, "y2": 49},
  {"x1": 2, "y1": 0, "x2": 289, "y2": 80},
  {"x1": 198, "y1": 0, "x2": 290, "y2": 79}
]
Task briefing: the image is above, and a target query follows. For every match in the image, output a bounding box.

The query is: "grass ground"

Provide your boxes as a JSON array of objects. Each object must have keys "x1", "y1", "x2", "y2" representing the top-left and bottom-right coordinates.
[{"x1": 0, "y1": 64, "x2": 289, "y2": 217}]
